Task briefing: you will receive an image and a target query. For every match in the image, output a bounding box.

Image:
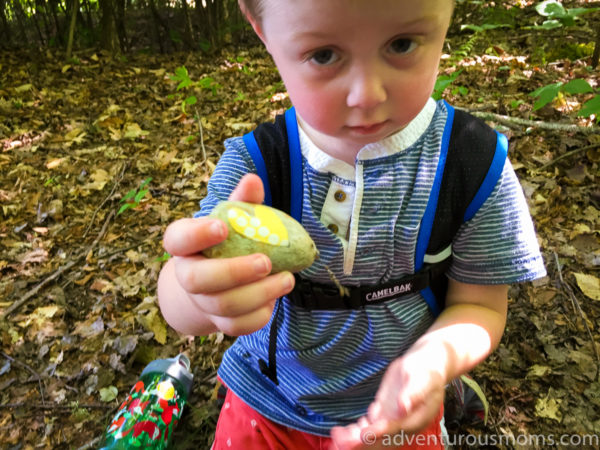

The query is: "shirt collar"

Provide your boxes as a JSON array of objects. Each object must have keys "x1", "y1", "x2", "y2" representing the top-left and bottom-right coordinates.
[{"x1": 299, "y1": 98, "x2": 437, "y2": 178}]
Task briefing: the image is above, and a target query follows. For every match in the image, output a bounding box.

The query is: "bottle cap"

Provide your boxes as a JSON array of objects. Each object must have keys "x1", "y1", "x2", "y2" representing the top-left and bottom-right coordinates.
[{"x1": 141, "y1": 354, "x2": 194, "y2": 396}]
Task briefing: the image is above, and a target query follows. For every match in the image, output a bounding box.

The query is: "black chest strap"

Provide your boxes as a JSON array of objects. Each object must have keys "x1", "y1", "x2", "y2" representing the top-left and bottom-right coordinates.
[{"x1": 288, "y1": 257, "x2": 452, "y2": 310}]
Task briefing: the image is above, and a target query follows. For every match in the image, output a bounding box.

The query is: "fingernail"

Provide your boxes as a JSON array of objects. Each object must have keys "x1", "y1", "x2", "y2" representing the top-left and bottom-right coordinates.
[
  {"x1": 210, "y1": 220, "x2": 226, "y2": 239},
  {"x1": 253, "y1": 255, "x2": 269, "y2": 275},
  {"x1": 281, "y1": 272, "x2": 294, "y2": 291}
]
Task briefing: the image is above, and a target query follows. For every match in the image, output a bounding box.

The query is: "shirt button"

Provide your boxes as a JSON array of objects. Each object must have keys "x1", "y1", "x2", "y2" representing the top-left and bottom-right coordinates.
[
  {"x1": 295, "y1": 404, "x2": 307, "y2": 416},
  {"x1": 327, "y1": 223, "x2": 339, "y2": 234},
  {"x1": 334, "y1": 190, "x2": 346, "y2": 202}
]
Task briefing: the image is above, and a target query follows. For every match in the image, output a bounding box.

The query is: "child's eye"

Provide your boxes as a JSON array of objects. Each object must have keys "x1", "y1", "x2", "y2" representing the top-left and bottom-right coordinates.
[
  {"x1": 388, "y1": 38, "x2": 417, "y2": 55},
  {"x1": 309, "y1": 49, "x2": 340, "y2": 66}
]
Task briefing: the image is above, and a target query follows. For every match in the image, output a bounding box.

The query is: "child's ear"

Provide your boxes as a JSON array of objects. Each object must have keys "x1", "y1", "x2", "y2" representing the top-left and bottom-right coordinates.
[{"x1": 238, "y1": 0, "x2": 266, "y2": 44}]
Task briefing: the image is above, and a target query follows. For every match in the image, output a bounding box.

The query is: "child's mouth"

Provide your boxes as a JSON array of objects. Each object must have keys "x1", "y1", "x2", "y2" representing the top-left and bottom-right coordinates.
[{"x1": 347, "y1": 121, "x2": 389, "y2": 135}]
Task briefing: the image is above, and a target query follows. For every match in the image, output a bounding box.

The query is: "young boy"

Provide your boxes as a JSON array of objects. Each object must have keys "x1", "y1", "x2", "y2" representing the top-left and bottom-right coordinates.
[{"x1": 158, "y1": 0, "x2": 546, "y2": 448}]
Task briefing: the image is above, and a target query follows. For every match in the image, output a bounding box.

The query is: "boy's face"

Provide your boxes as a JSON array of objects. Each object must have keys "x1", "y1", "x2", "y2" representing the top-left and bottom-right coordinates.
[{"x1": 250, "y1": 0, "x2": 453, "y2": 159}]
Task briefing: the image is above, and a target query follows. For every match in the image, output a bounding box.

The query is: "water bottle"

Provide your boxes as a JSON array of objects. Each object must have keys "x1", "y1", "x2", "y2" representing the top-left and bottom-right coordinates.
[{"x1": 100, "y1": 353, "x2": 194, "y2": 449}]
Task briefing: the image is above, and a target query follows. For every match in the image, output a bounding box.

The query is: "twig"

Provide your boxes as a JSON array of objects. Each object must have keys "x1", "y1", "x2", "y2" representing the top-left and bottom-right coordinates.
[
  {"x1": 195, "y1": 107, "x2": 207, "y2": 163},
  {"x1": 0, "y1": 402, "x2": 112, "y2": 410},
  {"x1": 83, "y1": 162, "x2": 128, "y2": 239},
  {"x1": 77, "y1": 436, "x2": 102, "y2": 450},
  {"x1": 2, "y1": 210, "x2": 115, "y2": 318},
  {"x1": 553, "y1": 252, "x2": 600, "y2": 382},
  {"x1": 1, "y1": 351, "x2": 45, "y2": 405},
  {"x1": 460, "y1": 107, "x2": 600, "y2": 134},
  {"x1": 534, "y1": 142, "x2": 600, "y2": 172}
]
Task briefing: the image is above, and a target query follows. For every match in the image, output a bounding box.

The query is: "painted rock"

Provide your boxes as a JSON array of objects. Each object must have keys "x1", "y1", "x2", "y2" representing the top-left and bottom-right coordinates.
[{"x1": 203, "y1": 201, "x2": 318, "y2": 273}]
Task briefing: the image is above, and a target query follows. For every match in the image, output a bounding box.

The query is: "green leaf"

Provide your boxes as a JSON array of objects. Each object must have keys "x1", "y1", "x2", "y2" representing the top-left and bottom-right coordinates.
[
  {"x1": 154, "y1": 252, "x2": 171, "y2": 263},
  {"x1": 578, "y1": 95, "x2": 600, "y2": 118},
  {"x1": 461, "y1": 24, "x2": 483, "y2": 32},
  {"x1": 99, "y1": 386, "x2": 119, "y2": 402},
  {"x1": 536, "y1": 0, "x2": 567, "y2": 18},
  {"x1": 535, "y1": 20, "x2": 563, "y2": 30},
  {"x1": 117, "y1": 203, "x2": 131, "y2": 215},
  {"x1": 134, "y1": 189, "x2": 148, "y2": 203},
  {"x1": 174, "y1": 66, "x2": 188, "y2": 79},
  {"x1": 567, "y1": 7, "x2": 599, "y2": 17},
  {"x1": 184, "y1": 95, "x2": 197, "y2": 105},
  {"x1": 122, "y1": 188, "x2": 137, "y2": 202},
  {"x1": 139, "y1": 177, "x2": 152, "y2": 190},
  {"x1": 530, "y1": 82, "x2": 562, "y2": 110},
  {"x1": 177, "y1": 78, "x2": 192, "y2": 91},
  {"x1": 562, "y1": 79, "x2": 594, "y2": 95}
]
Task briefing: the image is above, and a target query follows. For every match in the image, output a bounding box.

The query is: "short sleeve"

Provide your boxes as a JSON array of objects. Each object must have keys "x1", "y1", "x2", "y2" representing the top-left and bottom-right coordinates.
[
  {"x1": 194, "y1": 137, "x2": 258, "y2": 218},
  {"x1": 448, "y1": 159, "x2": 547, "y2": 284}
]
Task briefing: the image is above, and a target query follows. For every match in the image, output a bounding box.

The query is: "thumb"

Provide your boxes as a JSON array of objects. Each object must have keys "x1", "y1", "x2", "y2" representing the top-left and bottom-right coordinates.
[{"x1": 229, "y1": 173, "x2": 265, "y2": 204}]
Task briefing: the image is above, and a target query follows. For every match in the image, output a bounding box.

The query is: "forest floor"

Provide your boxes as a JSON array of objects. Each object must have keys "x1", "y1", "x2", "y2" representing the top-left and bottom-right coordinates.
[{"x1": 1, "y1": 14, "x2": 600, "y2": 450}]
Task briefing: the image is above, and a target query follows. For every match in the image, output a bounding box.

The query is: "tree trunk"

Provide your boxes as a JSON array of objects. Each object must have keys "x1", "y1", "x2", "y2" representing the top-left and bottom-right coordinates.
[
  {"x1": 66, "y1": 0, "x2": 78, "y2": 59},
  {"x1": 82, "y1": 0, "x2": 94, "y2": 35},
  {"x1": 148, "y1": 0, "x2": 174, "y2": 52},
  {"x1": 114, "y1": 0, "x2": 127, "y2": 51},
  {"x1": 99, "y1": 0, "x2": 119, "y2": 54},
  {"x1": 36, "y1": 0, "x2": 52, "y2": 45},
  {"x1": 26, "y1": 0, "x2": 45, "y2": 45},
  {"x1": 181, "y1": 0, "x2": 194, "y2": 50},
  {"x1": 0, "y1": 0, "x2": 12, "y2": 47},
  {"x1": 592, "y1": 23, "x2": 600, "y2": 68},
  {"x1": 47, "y1": 0, "x2": 64, "y2": 46},
  {"x1": 11, "y1": 0, "x2": 30, "y2": 46}
]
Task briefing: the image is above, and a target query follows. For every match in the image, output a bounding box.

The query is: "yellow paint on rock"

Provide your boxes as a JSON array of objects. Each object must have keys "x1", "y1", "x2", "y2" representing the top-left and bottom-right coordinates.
[{"x1": 227, "y1": 205, "x2": 289, "y2": 247}]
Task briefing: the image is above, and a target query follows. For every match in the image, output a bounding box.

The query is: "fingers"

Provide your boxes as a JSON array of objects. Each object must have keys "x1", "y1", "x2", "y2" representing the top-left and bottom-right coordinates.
[
  {"x1": 198, "y1": 271, "x2": 294, "y2": 316},
  {"x1": 209, "y1": 302, "x2": 276, "y2": 336},
  {"x1": 229, "y1": 173, "x2": 265, "y2": 204},
  {"x1": 175, "y1": 253, "x2": 273, "y2": 293},
  {"x1": 163, "y1": 217, "x2": 227, "y2": 256}
]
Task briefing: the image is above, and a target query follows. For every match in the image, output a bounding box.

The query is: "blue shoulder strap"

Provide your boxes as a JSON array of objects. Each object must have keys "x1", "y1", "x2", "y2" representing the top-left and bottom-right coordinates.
[
  {"x1": 243, "y1": 131, "x2": 273, "y2": 207},
  {"x1": 463, "y1": 131, "x2": 508, "y2": 221},
  {"x1": 242, "y1": 108, "x2": 304, "y2": 222},
  {"x1": 414, "y1": 103, "x2": 455, "y2": 317},
  {"x1": 284, "y1": 107, "x2": 303, "y2": 223}
]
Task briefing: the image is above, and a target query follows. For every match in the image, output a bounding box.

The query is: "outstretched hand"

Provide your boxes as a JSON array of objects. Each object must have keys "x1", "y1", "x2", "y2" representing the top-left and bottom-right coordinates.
[{"x1": 330, "y1": 350, "x2": 445, "y2": 450}]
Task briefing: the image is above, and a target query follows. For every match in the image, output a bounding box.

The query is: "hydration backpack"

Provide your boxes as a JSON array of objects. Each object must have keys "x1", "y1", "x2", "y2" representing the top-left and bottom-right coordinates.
[
  {"x1": 243, "y1": 102, "x2": 508, "y2": 316},
  {"x1": 242, "y1": 102, "x2": 507, "y2": 386}
]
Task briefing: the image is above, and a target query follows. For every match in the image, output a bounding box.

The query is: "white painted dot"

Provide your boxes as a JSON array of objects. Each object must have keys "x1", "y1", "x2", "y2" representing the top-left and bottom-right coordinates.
[
  {"x1": 226, "y1": 437, "x2": 232, "y2": 447},
  {"x1": 244, "y1": 227, "x2": 256, "y2": 238},
  {"x1": 268, "y1": 234, "x2": 280, "y2": 245},
  {"x1": 250, "y1": 419, "x2": 257, "y2": 428},
  {"x1": 227, "y1": 209, "x2": 238, "y2": 219},
  {"x1": 224, "y1": 402, "x2": 230, "y2": 409},
  {"x1": 258, "y1": 226, "x2": 270, "y2": 237},
  {"x1": 250, "y1": 217, "x2": 261, "y2": 227},
  {"x1": 236, "y1": 216, "x2": 248, "y2": 227}
]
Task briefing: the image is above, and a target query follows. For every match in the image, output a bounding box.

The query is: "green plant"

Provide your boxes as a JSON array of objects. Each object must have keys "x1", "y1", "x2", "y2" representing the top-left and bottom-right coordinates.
[
  {"x1": 169, "y1": 66, "x2": 220, "y2": 114},
  {"x1": 530, "y1": 78, "x2": 600, "y2": 119},
  {"x1": 530, "y1": 0, "x2": 598, "y2": 30},
  {"x1": 169, "y1": 66, "x2": 221, "y2": 162},
  {"x1": 118, "y1": 177, "x2": 152, "y2": 215},
  {"x1": 154, "y1": 252, "x2": 171, "y2": 262},
  {"x1": 433, "y1": 69, "x2": 463, "y2": 100}
]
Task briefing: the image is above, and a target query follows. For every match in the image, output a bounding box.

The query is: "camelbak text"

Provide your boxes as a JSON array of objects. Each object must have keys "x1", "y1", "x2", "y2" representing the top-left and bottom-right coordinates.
[{"x1": 366, "y1": 283, "x2": 413, "y2": 301}]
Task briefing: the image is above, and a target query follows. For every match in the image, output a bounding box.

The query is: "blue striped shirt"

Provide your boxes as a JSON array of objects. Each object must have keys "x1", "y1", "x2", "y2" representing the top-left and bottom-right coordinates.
[{"x1": 195, "y1": 99, "x2": 546, "y2": 435}]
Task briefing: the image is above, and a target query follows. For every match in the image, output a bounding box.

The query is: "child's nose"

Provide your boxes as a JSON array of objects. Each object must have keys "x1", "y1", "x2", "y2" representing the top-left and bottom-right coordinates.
[{"x1": 346, "y1": 71, "x2": 387, "y2": 110}]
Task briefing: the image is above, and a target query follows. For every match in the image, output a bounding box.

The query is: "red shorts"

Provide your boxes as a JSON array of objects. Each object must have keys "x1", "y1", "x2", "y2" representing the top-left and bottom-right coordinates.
[{"x1": 212, "y1": 387, "x2": 445, "y2": 450}]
